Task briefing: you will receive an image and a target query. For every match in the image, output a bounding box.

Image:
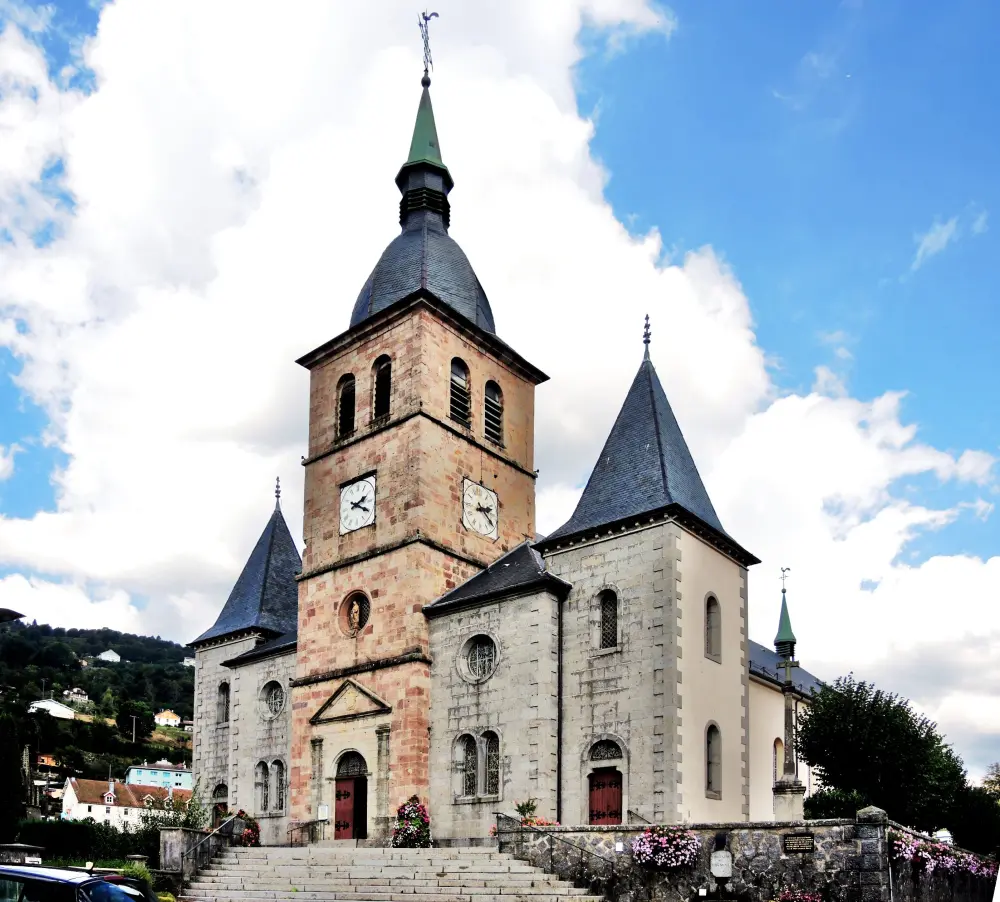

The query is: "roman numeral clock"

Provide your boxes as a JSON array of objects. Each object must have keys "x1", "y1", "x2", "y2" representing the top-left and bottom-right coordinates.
[
  {"x1": 340, "y1": 475, "x2": 376, "y2": 534},
  {"x1": 462, "y1": 478, "x2": 499, "y2": 540}
]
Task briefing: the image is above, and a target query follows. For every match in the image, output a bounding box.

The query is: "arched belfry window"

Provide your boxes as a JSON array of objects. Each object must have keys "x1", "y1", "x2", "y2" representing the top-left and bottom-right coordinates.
[
  {"x1": 705, "y1": 596, "x2": 721, "y2": 662},
  {"x1": 484, "y1": 381, "x2": 504, "y2": 445},
  {"x1": 599, "y1": 591, "x2": 618, "y2": 650},
  {"x1": 372, "y1": 356, "x2": 392, "y2": 422},
  {"x1": 337, "y1": 374, "x2": 356, "y2": 439},
  {"x1": 449, "y1": 358, "x2": 471, "y2": 426},
  {"x1": 706, "y1": 724, "x2": 721, "y2": 798},
  {"x1": 217, "y1": 682, "x2": 230, "y2": 724}
]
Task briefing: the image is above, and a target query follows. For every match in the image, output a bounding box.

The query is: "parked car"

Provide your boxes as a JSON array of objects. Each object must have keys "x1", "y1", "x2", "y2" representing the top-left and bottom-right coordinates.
[
  {"x1": 100, "y1": 875, "x2": 155, "y2": 902},
  {"x1": 0, "y1": 866, "x2": 145, "y2": 902}
]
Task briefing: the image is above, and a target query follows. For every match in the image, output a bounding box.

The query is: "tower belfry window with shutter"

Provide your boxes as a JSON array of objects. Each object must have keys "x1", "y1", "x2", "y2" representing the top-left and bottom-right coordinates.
[
  {"x1": 450, "y1": 358, "x2": 471, "y2": 426},
  {"x1": 484, "y1": 381, "x2": 503, "y2": 445},
  {"x1": 338, "y1": 374, "x2": 356, "y2": 438},
  {"x1": 373, "y1": 356, "x2": 392, "y2": 422}
]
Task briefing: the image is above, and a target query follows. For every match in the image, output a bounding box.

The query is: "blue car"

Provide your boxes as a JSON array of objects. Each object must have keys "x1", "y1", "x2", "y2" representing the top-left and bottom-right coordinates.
[{"x1": 0, "y1": 866, "x2": 147, "y2": 902}]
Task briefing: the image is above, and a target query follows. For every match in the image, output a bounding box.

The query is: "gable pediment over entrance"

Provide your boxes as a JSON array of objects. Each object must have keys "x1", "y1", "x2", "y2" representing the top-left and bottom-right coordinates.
[{"x1": 310, "y1": 678, "x2": 392, "y2": 725}]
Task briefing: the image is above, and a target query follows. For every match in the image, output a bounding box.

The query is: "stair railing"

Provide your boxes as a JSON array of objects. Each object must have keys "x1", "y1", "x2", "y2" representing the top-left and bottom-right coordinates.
[
  {"x1": 180, "y1": 814, "x2": 241, "y2": 885},
  {"x1": 287, "y1": 818, "x2": 328, "y2": 846},
  {"x1": 627, "y1": 809, "x2": 651, "y2": 824},
  {"x1": 493, "y1": 813, "x2": 618, "y2": 895}
]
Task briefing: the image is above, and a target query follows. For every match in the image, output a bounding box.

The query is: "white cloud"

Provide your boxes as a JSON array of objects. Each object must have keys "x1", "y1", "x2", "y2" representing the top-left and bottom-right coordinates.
[
  {"x1": 0, "y1": 444, "x2": 18, "y2": 480},
  {"x1": 972, "y1": 209, "x2": 989, "y2": 235},
  {"x1": 911, "y1": 216, "x2": 959, "y2": 270},
  {"x1": 0, "y1": 0, "x2": 997, "y2": 773},
  {"x1": 0, "y1": 0, "x2": 54, "y2": 34}
]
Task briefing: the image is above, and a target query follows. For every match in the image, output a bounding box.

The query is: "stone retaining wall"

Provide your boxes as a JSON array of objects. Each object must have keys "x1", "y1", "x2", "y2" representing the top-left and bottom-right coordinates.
[{"x1": 496, "y1": 807, "x2": 994, "y2": 902}]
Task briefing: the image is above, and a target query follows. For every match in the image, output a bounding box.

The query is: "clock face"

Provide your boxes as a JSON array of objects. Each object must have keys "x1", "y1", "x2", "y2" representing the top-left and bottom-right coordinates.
[
  {"x1": 462, "y1": 479, "x2": 499, "y2": 539},
  {"x1": 340, "y1": 476, "x2": 376, "y2": 534}
]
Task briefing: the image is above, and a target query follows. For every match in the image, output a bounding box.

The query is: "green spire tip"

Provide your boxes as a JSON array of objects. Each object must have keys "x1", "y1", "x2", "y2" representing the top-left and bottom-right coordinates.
[{"x1": 774, "y1": 588, "x2": 797, "y2": 647}]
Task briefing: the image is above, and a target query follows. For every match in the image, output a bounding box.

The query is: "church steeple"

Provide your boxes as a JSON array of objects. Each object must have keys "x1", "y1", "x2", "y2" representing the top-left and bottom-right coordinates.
[
  {"x1": 774, "y1": 582, "x2": 797, "y2": 660},
  {"x1": 395, "y1": 73, "x2": 454, "y2": 227}
]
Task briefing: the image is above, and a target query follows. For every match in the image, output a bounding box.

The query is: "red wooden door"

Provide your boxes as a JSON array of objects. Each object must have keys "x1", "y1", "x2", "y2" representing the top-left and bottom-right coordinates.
[
  {"x1": 588, "y1": 768, "x2": 623, "y2": 825},
  {"x1": 334, "y1": 778, "x2": 355, "y2": 839}
]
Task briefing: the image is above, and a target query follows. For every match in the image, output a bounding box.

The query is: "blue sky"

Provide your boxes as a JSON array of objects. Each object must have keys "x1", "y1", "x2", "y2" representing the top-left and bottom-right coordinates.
[
  {"x1": 576, "y1": 0, "x2": 999, "y2": 561},
  {"x1": 0, "y1": 1, "x2": 998, "y2": 775}
]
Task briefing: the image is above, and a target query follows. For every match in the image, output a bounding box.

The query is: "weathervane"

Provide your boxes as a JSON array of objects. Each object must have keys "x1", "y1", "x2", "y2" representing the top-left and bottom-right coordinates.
[
  {"x1": 419, "y1": 10, "x2": 439, "y2": 80},
  {"x1": 780, "y1": 566, "x2": 790, "y2": 591}
]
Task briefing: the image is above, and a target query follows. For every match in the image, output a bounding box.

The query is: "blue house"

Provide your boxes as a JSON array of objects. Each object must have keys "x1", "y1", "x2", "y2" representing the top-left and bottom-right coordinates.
[{"x1": 124, "y1": 761, "x2": 192, "y2": 791}]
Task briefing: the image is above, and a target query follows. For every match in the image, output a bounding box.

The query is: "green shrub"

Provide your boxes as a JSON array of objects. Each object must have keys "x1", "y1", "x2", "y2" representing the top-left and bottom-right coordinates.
[
  {"x1": 121, "y1": 861, "x2": 153, "y2": 888},
  {"x1": 17, "y1": 818, "x2": 160, "y2": 865}
]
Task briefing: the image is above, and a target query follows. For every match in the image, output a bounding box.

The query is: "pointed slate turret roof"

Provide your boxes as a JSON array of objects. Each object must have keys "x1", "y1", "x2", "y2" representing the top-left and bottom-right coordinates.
[
  {"x1": 191, "y1": 501, "x2": 301, "y2": 646},
  {"x1": 350, "y1": 74, "x2": 495, "y2": 334},
  {"x1": 547, "y1": 354, "x2": 726, "y2": 542}
]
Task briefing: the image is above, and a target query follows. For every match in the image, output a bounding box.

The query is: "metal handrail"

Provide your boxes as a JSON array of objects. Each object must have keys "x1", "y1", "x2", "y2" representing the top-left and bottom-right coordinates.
[
  {"x1": 182, "y1": 814, "x2": 239, "y2": 861},
  {"x1": 493, "y1": 813, "x2": 617, "y2": 892},
  {"x1": 627, "y1": 809, "x2": 651, "y2": 824},
  {"x1": 287, "y1": 818, "x2": 327, "y2": 846}
]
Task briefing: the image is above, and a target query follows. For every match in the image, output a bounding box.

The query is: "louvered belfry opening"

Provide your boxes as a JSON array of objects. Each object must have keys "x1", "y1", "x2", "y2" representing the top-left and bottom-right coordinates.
[
  {"x1": 449, "y1": 358, "x2": 471, "y2": 426},
  {"x1": 373, "y1": 356, "x2": 392, "y2": 422},
  {"x1": 338, "y1": 374, "x2": 356, "y2": 438},
  {"x1": 484, "y1": 380, "x2": 503, "y2": 445}
]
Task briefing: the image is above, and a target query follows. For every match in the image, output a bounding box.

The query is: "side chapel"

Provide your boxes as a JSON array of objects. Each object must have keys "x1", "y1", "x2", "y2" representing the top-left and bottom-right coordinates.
[{"x1": 189, "y1": 69, "x2": 820, "y2": 845}]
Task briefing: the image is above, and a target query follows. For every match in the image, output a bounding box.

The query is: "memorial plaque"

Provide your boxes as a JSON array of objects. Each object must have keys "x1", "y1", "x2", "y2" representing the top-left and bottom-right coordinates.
[
  {"x1": 710, "y1": 851, "x2": 733, "y2": 878},
  {"x1": 783, "y1": 833, "x2": 815, "y2": 853}
]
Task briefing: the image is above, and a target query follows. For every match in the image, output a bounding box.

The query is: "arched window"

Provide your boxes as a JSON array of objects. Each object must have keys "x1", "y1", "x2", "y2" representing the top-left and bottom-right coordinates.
[
  {"x1": 461, "y1": 735, "x2": 478, "y2": 797},
  {"x1": 706, "y1": 724, "x2": 721, "y2": 797},
  {"x1": 372, "y1": 356, "x2": 392, "y2": 421},
  {"x1": 337, "y1": 374, "x2": 356, "y2": 439},
  {"x1": 336, "y1": 751, "x2": 367, "y2": 777},
  {"x1": 261, "y1": 681, "x2": 285, "y2": 719},
  {"x1": 599, "y1": 591, "x2": 618, "y2": 650},
  {"x1": 449, "y1": 358, "x2": 471, "y2": 426},
  {"x1": 466, "y1": 635, "x2": 498, "y2": 680},
  {"x1": 255, "y1": 761, "x2": 269, "y2": 812},
  {"x1": 705, "y1": 596, "x2": 721, "y2": 661},
  {"x1": 773, "y1": 738, "x2": 784, "y2": 783},
  {"x1": 217, "y1": 682, "x2": 230, "y2": 724},
  {"x1": 272, "y1": 760, "x2": 286, "y2": 811},
  {"x1": 483, "y1": 731, "x2": 500, "y2": 796},
  {"x1": 484, "y1": 381, "x2": 504, "y2": 445},
  {"x1": 590, "y1": 739, "x2": 622, "y2": 761}
]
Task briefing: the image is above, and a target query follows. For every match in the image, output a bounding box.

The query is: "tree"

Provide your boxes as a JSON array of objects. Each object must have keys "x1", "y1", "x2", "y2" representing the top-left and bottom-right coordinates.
[
  {"x1": 981, "y1": 762, "x2": 1000, "y2": 799},
  {"x1": 116, "y1": 700, "x2": 154, "y2": 741},
  {"x1": 0, "y1": 713, "x2": 24, "y2": 842},
  {"x1": 796, "y1": 675, "x2": 966, "y2": 832}
]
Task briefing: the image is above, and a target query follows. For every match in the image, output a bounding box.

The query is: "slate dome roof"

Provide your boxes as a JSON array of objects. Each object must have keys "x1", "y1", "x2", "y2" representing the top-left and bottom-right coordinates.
[{"x1": 350, "y1": 216, "x2": 495, "y2": 332}]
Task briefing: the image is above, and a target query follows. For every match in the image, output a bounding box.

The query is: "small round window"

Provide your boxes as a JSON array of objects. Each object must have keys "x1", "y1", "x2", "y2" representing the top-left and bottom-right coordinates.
[
  {"x1": 463, "y1": 635, "x2": 498, "y2": 682},
  {"x1": 261, "y1": 681, "x2": 285, "y2": 719}
]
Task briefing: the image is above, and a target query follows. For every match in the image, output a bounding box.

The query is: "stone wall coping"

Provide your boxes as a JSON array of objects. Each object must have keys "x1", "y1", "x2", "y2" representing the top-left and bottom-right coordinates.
[{"x1": 502, "y1": 819, "x2": 855, "y2": 834}]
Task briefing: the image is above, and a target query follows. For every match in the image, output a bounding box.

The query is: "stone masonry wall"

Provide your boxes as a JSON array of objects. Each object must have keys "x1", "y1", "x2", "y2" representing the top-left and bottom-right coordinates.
[
  {"x1": 543, "y1": 522, "x2": 680, "y2": 826},
  {"x1": 428, "y1": 588, "x2": 560, "y2": 839},
  {"x1": 233, "y1": 650, "x2": 295, "y2": 846}
]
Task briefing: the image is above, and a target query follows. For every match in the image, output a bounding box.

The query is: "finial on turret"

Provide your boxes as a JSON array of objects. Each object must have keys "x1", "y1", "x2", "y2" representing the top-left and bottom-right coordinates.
[
  {"x1": 780, "y1": 566, "x2": 790, "y2": 592},
  {"x1": 643, "y1": 314, "x2": 651, "y2": 360},
  {"x1": 419, "y1": 10, "x2": 438, "y2": 85},
  {"x1": 275, "y1": 477, "x2": 281, "y2": 508}
]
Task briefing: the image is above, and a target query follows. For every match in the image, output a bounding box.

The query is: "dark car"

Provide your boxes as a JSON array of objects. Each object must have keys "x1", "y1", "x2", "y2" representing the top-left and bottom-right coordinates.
[{"x1": 0, "y1": 866, "x2": 146, "y2": 902}]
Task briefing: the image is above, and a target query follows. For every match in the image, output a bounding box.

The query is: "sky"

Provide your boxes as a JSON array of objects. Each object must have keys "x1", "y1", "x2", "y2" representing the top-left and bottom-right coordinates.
[{"x1": 0, "y1": 1, "x2": 997, "y2": 780}]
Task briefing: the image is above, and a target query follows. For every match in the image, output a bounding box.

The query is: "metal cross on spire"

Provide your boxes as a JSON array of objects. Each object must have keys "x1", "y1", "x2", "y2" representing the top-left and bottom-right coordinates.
[
  {"x1": 419, "y1": 10, "x2": 439, "y2": 80},
  {"x1": 780, "y1": 566, "x2": 791, "y2": 591},
  {"x1": 643, "y1": 314, "x2": 651, "y2": 359}
]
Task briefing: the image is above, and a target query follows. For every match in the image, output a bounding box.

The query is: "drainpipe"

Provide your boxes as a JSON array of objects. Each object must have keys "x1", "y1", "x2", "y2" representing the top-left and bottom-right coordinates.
[{"x1": 556, "y1": 595, "x2": 564, "y2": 824}]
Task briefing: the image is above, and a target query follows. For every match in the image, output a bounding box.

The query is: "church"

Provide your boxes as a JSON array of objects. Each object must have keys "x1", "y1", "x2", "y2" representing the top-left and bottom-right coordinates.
[{"x1": 189, "y1": 69, "x2": 820, "y2": 846}]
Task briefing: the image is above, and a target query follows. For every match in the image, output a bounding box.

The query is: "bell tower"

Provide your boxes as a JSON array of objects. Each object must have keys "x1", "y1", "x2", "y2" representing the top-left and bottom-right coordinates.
[{"x1": 288, "y1": 69, "x2": 548, "y2": 838}]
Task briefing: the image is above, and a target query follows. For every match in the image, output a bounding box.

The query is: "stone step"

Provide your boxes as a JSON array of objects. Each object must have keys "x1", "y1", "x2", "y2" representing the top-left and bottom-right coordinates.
[
  {"x1": 187, "y1": 882, "x2": 585, "y2": 895},
  {"x1": 200, "y1": 865, "x2": 546, "y2": 875},
  {"x1": 181, "y1": 892, "x2": 603, "y2": 902},
  {"x1": 191, "y1": 874, "x2": 563, "y2": 892}
]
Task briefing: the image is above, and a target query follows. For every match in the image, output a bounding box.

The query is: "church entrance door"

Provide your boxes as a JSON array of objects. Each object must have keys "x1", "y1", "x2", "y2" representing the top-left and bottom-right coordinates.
[
  {"x1": 334, "y1": 752, "x2": 369, "y2": 840},
  {"x1": 588, "y1": 768, "x2": 622, "y2": 825}
]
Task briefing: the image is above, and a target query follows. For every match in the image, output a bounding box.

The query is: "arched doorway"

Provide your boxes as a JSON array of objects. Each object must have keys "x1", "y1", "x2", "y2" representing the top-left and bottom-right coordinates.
[
  {"x1": 334, "y1": 751, "x2": 368, "y2": 839},
  {"x1": 588, "y1": 768, "x2": 622, "y2": 825},
  {"x1": 211, "y1": 783, "x2": 228, "y2": 828}
]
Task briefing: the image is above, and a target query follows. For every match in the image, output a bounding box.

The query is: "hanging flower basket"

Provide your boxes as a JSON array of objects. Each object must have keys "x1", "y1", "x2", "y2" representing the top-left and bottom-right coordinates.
[{"x1": 631, "y1": 825, "x2": 701, "y2": 870}]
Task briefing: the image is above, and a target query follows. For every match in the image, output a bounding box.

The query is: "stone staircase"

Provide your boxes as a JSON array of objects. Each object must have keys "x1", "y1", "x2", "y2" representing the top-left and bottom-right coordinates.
[{"x1": 179, "y1": 845, "x2": 605, "y2": 902}]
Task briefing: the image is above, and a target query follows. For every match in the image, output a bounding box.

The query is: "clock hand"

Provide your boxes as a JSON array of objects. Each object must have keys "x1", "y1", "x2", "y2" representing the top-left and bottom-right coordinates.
[
  {"x1": 350, "y1": 500, "x2": 369, "y2": 512},
  {"x1": 476, "y1": 504, "x2": 494, "y2": 528}
]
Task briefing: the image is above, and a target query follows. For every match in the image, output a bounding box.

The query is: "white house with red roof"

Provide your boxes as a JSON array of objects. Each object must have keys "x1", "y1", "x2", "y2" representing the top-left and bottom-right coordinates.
[{"x1": 61, "y1": 777, "x2": 192, "y2": 827}]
